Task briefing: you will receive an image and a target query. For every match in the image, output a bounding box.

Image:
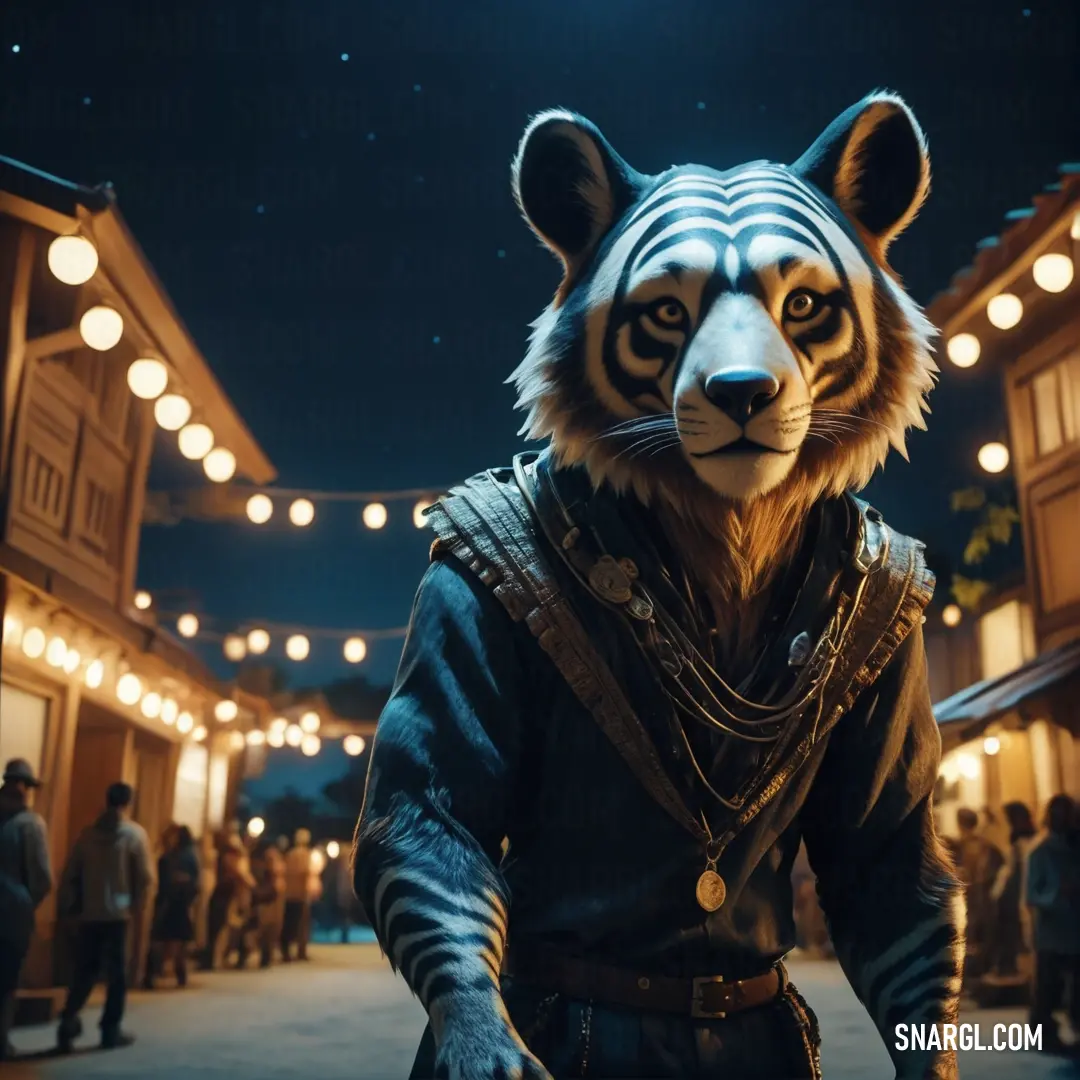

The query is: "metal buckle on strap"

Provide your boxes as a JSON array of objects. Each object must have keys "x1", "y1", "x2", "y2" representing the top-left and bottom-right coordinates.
[{"x1": 690, "y1": 975, "x2": 727, "y2": 1019}]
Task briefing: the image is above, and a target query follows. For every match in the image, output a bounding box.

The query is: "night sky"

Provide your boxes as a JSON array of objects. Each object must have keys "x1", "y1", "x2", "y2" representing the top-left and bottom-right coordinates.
[{"x1": 2, "y1": 0, "x2": 1077, "y2": 801}]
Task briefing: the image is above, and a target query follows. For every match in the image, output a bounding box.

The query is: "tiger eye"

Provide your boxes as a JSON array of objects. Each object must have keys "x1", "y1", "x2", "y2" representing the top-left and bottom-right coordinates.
[{"x1": 785, "y1": 291, "x2": 816, "y2": 319}]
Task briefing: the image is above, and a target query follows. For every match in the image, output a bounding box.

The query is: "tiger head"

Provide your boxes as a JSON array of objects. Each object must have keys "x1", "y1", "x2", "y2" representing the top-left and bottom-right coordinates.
[{"x1": 509, "y1": 92, "x2": 937, "y2": 514}]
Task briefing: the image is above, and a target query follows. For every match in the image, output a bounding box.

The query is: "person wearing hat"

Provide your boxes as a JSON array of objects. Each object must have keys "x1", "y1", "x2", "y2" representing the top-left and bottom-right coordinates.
[{"x1": 0, "y1": 759, "x2": 53, "y2": 1061}]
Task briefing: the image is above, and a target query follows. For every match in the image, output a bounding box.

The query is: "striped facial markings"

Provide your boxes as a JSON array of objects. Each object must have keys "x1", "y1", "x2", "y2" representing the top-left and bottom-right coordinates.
[{"x1": 586, "y1": 166, "x2": 878, "y2": 420}]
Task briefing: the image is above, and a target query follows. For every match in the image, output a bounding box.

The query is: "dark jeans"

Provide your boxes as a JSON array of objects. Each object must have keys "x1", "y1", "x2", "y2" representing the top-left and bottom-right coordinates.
[
  {"x1": 281, "y1": 901, "x2": 307, "y2": 961},
  {"x1": 0, "y1": 938, "x2": 30, "y2": 1050},
  {"x1": 1030, "y1": 950, "x2": 1080, "y2": 1039},
  {"x1": 60, "y1": 922, "x2": 128, "y2": 1035}
]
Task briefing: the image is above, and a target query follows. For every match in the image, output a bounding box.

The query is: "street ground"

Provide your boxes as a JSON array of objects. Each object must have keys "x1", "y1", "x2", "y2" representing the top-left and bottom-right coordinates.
[{"x1": 4, "y1": 945, "x2": 1078, "y2": 1079}]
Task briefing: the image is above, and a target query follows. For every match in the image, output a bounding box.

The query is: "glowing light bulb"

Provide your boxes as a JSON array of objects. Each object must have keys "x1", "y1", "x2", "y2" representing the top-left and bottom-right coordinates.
[
  {"x1": 343, "y1": 636, "x2": 367, "y2": 664},
  {"x1": 154, "y1": 394, "x2": 192, "y2": 431},
  {"x1": 133, "y1": 590, "x2": 152, "y2": 611},
  {"x1": 413, "y1": 500, "x2": 432, "y2": 528},
  {"x1": 247, "y1": 816, "x2": 266, "y2": 838},
  {"x1": 21, "y1": 627, "x2": 45, "y2": 659},
  {"x1": 127, "y1": 358, "x2": 168, "y2": 400},
  {"x1": 326, "y1": 840, "x2": 341, "y2": 859},
  {"x1": 289, "y1": 498, "x2": 314, "y2": 527},
  {"x1": 84, "y1": 659, "x2": 104, "y2": 689},
  {"x1": 63, "y1": 647, "x2": 82, "y2": 674},
  {"x1": 942, "y1": 604, "x2": 962, "y2": 628},
  {"x1": 177, "y1": 711, "x2": 194, "y2": 734},
  {"x1": 2, "y1": 613, "x2": 23, "y2": 646},
  {"x1": 223, "y1": 634, "x2": 247, "y2": 661},
  {"x1": 267, "y1": 728, "x2": 286, "y2": 748},
  {"x1": 247, "y1": 628, "x2": 270, "y2": 654},
  {"x1": 116, "y1": 673, "x2": 142, "y2": 706},
  {"x1": 986, "y1": 293, "x2": 1023, "y2": 330},
  {"x1": 79, "y1": 305, "x2": 124, "y2": 350},
  {"x1": 285, "y1": 634, "x2": 310, "y2": 661},
  {"x1": 229, "y1": 730, "x2": 246, "y2": 751},
  {"x1": 141, "y1": 692, "x2": 162, "y2": 719},
  {"x1": 45, "y1": 635, "x2": 68, "y2": 668},
  {"x1": 300, "y1": 711, "x2": 321, "y2": 734},
  {"x1": 983, "y1": 736, "x2": 1001, "y2": 756},
  {"x1": 284, "y1": 724, "x2": 303, "y2": 747},
  {"x1": 363, "y1": 502, "x2": 387, "y2": 529},
  {"x1": 270, "y1": 716, "x2": 288, "y2": 735},
  {"x1": 301, "y1": 734, "x2": 321, "y2": 757},
  {"x1": 1032, "y1": 252, "x2": 1073, "y2": 293},
  {"x1": 214, "y1": 699, "x2": 239, "y2": 723},
  {"x1": 343, "y1": 734, "x2": 366, "y2": 756},
  {"x1": 946, "y1": 333, "x2": 980, "y2": 368},
  {"x1": 178, "y1": 423, "x2": 214, "y2": 461},
  {"x1": 48, "y1": 235, "x2": 98, "y2": 285},
  {"x1": 177, "y1": 614, "x2": 199, "y2": 639},
  {"x1": 978, "y1": 441, "x2": 1010, "y2": 474},
  {"x1": 193, "y1": 725, "x2": 208, "y2": 742},
  {"x1": 246, "y1": 729, "x2": 267, "y2": 746},
  {"x1": 161, "y1": 699, "x2": 178, "y2": 725},
  {"x1": 203, "y1": 447, "x2": 236, "y2": 483},
  {"x1": 246, "y1": 494, "x2": 273, "y2": 524}
]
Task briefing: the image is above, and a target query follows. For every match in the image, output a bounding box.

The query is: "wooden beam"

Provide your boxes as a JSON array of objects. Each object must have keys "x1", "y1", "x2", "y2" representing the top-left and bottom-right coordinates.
[
  {"x1": 0, "y1": 191, "x2": 78, "y2": 237},
  {"x1": 1, "y1": 226, "x2": 35, "y2": 492},
  {"x1": 23, "y1": 326, "x2": 84, "y2": 363},
  {"x1": 119, "y1": 400, "x2": 156, "y2": 609}
]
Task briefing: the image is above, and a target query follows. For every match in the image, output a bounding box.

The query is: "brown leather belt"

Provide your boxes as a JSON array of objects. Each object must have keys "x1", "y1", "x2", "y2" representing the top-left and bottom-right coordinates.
[{"x1": 502, "y1": 948, "x2": 785, "y2": 1020}]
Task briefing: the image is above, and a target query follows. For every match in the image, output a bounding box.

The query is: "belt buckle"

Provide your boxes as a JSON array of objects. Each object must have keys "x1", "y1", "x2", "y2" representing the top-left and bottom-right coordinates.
[{"x1": 690, "y1": 975, "x2": 726, "y2": 1019}]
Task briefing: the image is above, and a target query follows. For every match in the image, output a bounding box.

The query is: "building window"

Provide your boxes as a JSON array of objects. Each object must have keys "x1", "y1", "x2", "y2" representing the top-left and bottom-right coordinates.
[
  {"x1": 977, "y1": 599, "x2": 1036, "y2": 681},
  {"x1": 1030, "y1": 349, "x2": 1080, "y2": 460},
  {"x1": 206, "y1": 753, "x2": 229, "y2": 832},
  {"x1": 172, "y1": 742, "x2": 208, "y2": 835},
  {"x1": 0, "y1": 682, "x2": 48, "y2": 779}
]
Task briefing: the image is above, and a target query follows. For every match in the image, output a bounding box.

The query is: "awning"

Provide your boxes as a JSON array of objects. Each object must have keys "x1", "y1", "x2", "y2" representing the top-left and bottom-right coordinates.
[{"x1": 934, "y1": 637, "x2": 1080, "y2": 750}]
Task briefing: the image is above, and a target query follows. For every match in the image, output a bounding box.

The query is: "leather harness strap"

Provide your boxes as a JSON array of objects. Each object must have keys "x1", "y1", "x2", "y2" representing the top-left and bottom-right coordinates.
[{"x1": 502, "y1": 946, "x2": 785, "y2": 1020}]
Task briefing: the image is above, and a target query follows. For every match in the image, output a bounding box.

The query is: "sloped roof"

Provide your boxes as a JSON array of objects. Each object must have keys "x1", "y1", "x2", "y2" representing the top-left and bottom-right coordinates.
[
  {"x1": 925, "y1": 163, "x2": 1080, "y2": 332},
  {"x1": 0, "y1": 155, "x2": 275, "y2": 485}
]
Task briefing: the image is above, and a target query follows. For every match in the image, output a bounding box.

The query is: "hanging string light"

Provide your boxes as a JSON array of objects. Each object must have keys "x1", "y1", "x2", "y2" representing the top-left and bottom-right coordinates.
[
  {"x1": 79, "y1": 305, "x2": 124, "y2": 351},
  {"x1": 214, "y1": 700, "x2": 239, "y2": 723},
  {"x1": 362, "y1": 502, "x2": 388, "y2": 529},
  {"x1": 246, "y1": 494, "x2": 273, "y2": 524},
  {"x1": 178, "y1": 423, "x2": 214, "y2": 461},
  {"x1": 223, "y1": 634, "x2": 247, "y2": 661},
  {"x1": 134, "y1": 590, "x2": 152, "y2": 611},
  {"x1": 343, "y1": 636, "x2": 367, "y2": 664},
  {"x1": 300, "y1": 711, "x2": 321, "y2": 734},
  {"x1": 343, "y1": 734, "x2": 366, "y2": 756},
  {"x1": 203, "y1": 447, "x2": 237, "y2": 483},
  {"x1": 127, "y1": 358, "x2": 169, "y2": 400},
  {"x1": 48, "y1": 234, "x2": 99, "y2": 285},
  {"x1": 289, "y1": 498, "x2": 315, "y2": 527},
  {"x1": 84, "y1": 659, "x2": 105, "y2": 689},
  {"x1": 177, "y1": 614, "x2": 199, "y2": 639},
  {"x1": 247, "y1": 628, "x2": 270, "y2": 654},
  {"x1": 285, "y1": 634, "x2": 310, "y2": 661},
  {"x1": 154, "y1": 394, "x2": 192, "y2": 431}
]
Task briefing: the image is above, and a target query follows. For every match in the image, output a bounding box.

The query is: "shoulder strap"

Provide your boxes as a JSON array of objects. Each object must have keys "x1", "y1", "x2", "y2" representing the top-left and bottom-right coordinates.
[{"x1": 426, "y1": 467, "x2": 707, "y2": 843}]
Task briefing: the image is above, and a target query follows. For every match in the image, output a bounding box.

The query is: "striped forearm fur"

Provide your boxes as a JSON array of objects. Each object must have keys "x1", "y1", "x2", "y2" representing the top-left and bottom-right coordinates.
[
  {"x1": 825, "y1": 831, "x2": 965, "y2": 1078},
  {"x1": 353, "y1": 793, "x2": 509, "y2": 1033}
]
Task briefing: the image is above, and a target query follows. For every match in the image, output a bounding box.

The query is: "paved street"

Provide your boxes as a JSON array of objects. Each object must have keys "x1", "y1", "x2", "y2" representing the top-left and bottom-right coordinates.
[{"x1": 5, "y1": 946, "x2": 1078, "y2": 1079}]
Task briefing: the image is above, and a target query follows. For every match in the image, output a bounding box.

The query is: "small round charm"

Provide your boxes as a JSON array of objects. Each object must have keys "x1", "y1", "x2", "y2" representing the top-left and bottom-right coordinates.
[
  {"x1": 618, "y1": 557, "x2": 639, "y2": 581},
  {"x1": 627, "y1": 593, "x2": 654, "y2": 621},
  {"x1": 696, "y1": 870, "x2": 727, "y2": 912},
  {"x1": 589, "y1": 555, "x2": 633, "y2": 604}
]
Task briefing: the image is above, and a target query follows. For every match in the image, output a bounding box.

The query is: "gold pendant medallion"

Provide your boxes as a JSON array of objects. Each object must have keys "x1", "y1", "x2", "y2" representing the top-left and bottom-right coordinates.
[{"x1": 695, "y1": 870, "x2": 727, "y2": 912}]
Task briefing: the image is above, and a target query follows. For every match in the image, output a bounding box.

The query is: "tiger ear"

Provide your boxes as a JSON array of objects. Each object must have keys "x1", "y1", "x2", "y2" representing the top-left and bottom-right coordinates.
[
  {"x1": 792, "y1": 91, "x2": 930, "y2": 262},
  {"x1": 512, "y1": 110, "x2": 646, "y2": 278}
]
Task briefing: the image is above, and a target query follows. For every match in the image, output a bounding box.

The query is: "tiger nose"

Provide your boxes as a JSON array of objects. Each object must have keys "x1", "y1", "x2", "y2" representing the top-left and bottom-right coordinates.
[{"x1": 704, "y1": 368, "x2": 781, "y2": 422}]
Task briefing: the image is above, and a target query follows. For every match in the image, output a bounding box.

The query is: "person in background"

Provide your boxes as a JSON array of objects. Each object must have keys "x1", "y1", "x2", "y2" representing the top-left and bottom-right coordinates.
[
  {"x1": 955, "y1": 806, "x2": 1004, "y2": 966},
  {"x1": 0, "y1": 759, "x2": 52, "y2": 1061},
  {"x1": 281, "y1": 829, "x2": 313, "y2": 962},
  {"x1": 148, "y1": 826, "x2": 199, "y2": 987},
  {"x1": 261, "y1": 844, "x2": 287, "y2": 967},
  {"x1": 981, "y1": 806, "x2": 1010, "y2": 854},
  {"x1": 241, "y1": 843, "x2": 274, "y2": 969},
  {"x1": 56, "y1": 782, "x2": 152, "y2": 1053},
  {"x1": 143, "y1": 823, "x2": 179, "y2": 988},
  {"x1": 300, "y1": 846, "x2": 324, "y2": 958},
  {"x1": 1026, "y1": 794, "x2": 1080, "y2": 1055},
  {"x1": 989, "y1": 801, "x2": 1037, "y2": 977}
]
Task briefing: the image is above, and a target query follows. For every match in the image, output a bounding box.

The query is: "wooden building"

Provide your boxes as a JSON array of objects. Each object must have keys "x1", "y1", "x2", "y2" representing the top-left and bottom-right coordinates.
[
  {"x1": 926, "y1": 165, "x2": 1080, "y2": 836},
  {"x1": 0, "y1": 156, "x2": 276, "y2": 991}
]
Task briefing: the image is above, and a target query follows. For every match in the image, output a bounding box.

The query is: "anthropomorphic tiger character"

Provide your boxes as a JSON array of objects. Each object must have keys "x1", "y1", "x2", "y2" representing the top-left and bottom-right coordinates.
[{"x1": 354, "y1": 91, "x2": 964, "y2": 1080}]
